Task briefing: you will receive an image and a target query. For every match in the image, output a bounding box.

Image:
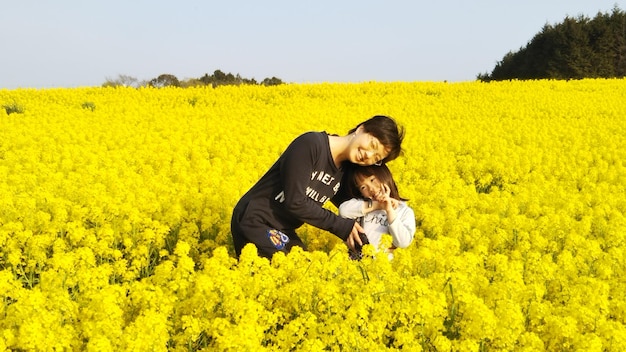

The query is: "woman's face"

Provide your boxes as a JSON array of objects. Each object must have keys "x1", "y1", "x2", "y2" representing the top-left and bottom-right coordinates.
[
  {"x1": 351, "y1": 127, "x2": 389, "y2": 166},
  {"x1": 355, "y1": 174, "x2": 382, "y2": 199}
]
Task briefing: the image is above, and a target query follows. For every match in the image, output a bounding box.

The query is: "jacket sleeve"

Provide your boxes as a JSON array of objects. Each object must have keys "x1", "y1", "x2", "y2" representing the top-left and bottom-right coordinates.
[
  {"x1": 388, "y1": 204, "x2": 416, "y2": 248},
  {"x1": 338, "y1": 199, "x2": 365, "y2": 219},
  {"x1": 279, "y1": 134, "x2": 355, "y2": 240},
  {"x1": 330, "y1": 163, "x2": 356, "y2": 207}
]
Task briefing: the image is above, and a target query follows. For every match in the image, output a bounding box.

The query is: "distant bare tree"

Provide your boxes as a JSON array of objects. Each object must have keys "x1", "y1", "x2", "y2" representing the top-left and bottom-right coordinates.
[
  {"x1": 102, "y1": 74, "x2": 141, "y2": 88},
  {"x1": 180, "y1": 78, "x2": 205, "y2": 88},
  {"x1": 102, "y1": 70, "x2": 283, "y2": 88}
]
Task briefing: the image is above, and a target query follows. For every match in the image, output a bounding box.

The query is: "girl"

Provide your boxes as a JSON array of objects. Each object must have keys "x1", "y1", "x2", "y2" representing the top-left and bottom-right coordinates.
[
  {"x1": 231, "y1": 115, "x2": 405, "y2": 259},
  {"x1": 339, "y1": 164, "x2": 416, "y2": 256}
]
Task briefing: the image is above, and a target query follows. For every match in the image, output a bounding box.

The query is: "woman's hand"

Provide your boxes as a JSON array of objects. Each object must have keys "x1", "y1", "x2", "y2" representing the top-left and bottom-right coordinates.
[{"x1": 346, "y1": 221, "x2": 365, "y2": 251}]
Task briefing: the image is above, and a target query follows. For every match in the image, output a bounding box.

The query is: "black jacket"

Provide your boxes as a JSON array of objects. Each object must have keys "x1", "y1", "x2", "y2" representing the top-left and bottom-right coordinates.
[{"x1": 233, "y1": 131, "x2": 355, "y2": 240}]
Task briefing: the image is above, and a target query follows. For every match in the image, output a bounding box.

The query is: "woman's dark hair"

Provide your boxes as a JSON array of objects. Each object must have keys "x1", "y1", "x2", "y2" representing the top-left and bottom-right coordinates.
[
  {"x1": 349, "y1": 115, "x2": 404, "y2": 164},
  {"x1": 348, "y1": 164, "x2": 408, "y2": 201}
]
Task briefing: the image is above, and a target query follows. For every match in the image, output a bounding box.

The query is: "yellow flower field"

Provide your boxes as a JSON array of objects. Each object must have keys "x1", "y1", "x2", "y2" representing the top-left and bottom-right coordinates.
[{"x1": 1, "y1": 80, "x2": 625, "y2": 351}]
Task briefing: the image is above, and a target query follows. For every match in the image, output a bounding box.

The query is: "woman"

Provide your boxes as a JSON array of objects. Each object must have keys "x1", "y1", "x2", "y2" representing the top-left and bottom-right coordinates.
[{"x1": 230, "y1": 115, "x2": 404, "y2": 258}]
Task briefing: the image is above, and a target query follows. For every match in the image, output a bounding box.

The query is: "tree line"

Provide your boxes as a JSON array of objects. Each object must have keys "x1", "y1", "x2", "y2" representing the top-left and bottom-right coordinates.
[
  {"x1": 105, "y1": 6, "x2": 625, "y2": 86},
  {"x1": 479, "y1": 6, "x2": 626, "y2": 81},
  {"x1": 103, "y1": 70, "x2": 284, "y2": 88}
]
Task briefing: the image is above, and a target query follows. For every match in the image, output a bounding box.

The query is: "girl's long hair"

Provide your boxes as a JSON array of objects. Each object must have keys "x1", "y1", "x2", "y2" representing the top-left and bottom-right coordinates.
[{"x1": 347, "y1": 164, "x2": 408, "y2": 201}]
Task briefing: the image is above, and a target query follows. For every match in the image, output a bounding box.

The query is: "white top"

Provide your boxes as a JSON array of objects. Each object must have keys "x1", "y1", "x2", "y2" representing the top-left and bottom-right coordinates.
[{"x1": 338, "y1": 198, "x2": 416, "y2": 250}]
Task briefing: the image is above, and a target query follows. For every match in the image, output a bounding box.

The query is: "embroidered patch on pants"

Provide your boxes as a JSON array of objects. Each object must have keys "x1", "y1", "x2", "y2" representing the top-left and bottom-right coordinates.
[{"x1": 267, "y1": 229, "x2": 290, "y2": 250}]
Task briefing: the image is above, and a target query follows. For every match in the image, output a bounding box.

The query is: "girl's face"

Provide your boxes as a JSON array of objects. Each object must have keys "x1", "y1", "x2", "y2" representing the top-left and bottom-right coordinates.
[
  {"x1": 355, "y1": 174, "x2": 382, "y2": 199},
  {"x1": 350, "y1": 127, "x2": 389, "y2": 166}
]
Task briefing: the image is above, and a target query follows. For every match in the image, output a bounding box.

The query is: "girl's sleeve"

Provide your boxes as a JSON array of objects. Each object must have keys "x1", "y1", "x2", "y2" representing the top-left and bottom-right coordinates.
[
  {"x1": 338, "y1": 199, "x2": 365, "y2": 219},
  {"x1": 388, "y1": 204, "x2": 416, "y2": 248},
  {"x1": 279, "y1": 133, "x2": 354, "y2": 240}
]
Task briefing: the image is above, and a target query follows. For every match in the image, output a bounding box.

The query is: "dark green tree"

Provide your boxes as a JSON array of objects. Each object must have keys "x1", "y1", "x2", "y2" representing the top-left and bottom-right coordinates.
[
  {"x1": 149, "y1": 74, "x2": 181, "y2": 88},
  {"x1": 199, "y1": 70, "x2": 265, "y2": 87},
  {"x1": 261, "y1": 77, "x2": 284, "y2": 86},
  {"x1": 480, "y1": 6, "x2": 626, "y2": 81}
]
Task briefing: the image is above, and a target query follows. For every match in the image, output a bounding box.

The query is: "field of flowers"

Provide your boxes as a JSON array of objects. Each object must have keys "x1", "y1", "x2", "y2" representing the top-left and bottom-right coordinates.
[{"x1": 1, "y1": 79, "x2": 625, "y2": 351}]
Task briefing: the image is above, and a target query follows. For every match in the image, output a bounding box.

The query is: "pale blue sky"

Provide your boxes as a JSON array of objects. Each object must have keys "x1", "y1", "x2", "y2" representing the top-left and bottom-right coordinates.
[{"x1": 1, "y1": 0, "x2": 623, "y2": 88}]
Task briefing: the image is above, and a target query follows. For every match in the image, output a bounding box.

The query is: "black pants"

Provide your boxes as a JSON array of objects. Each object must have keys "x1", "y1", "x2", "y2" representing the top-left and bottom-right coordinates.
[{"x1": 231, "y1": 209, "x2": 306, "y2": 259}]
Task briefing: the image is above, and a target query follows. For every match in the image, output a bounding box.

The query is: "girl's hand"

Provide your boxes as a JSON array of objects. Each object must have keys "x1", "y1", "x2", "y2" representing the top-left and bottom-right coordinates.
[
  {"x1": 374, "y1": 184, "x2": 398, "y2": 209},
  {"x1": 374, "y1": 183, "x2": 399, "y2": 224},
  {"x1": 372, "y1": 183, "x2": 389, "y2": 202}
]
